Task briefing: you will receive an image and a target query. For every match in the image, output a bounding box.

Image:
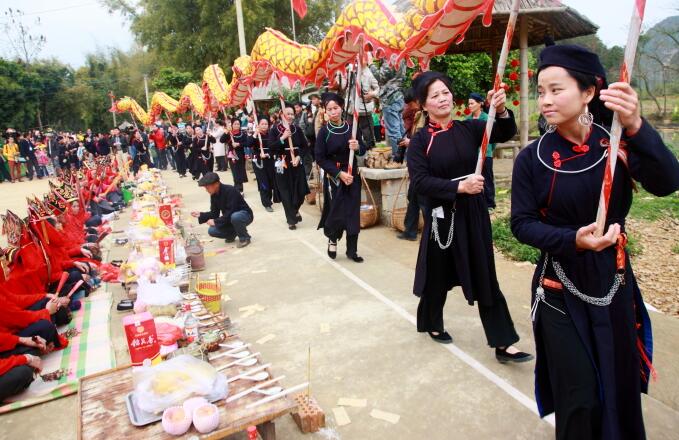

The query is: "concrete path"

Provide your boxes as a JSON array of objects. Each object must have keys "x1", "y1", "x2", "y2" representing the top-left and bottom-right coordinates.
[{"x1": 0, "y1": 170, "x2": 678, "y2": 440}]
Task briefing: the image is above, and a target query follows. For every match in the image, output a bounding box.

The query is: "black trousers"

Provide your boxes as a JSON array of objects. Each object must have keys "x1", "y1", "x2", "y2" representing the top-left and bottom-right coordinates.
[
  {"x1": 176, "y1": 151, "x2": 188, "y2": 176},
  {"x1": 0, "y1": 363, "x2": 34, "y2": 402},
  {"x1": 537, "y1": 291, "x2": 602, "y2": 440},
  {"x1": 215, "y1": 156, "x2": 227, "y2": 172},
  {"x1": 327, "y1": 230, "x2": 359, "y2": 257},
  {"x1": 358, "y1": 114, "x2": 376, "y2": 148},
  {"x1": 416, "y1": 239, "x2": 519, "y2": 348}
]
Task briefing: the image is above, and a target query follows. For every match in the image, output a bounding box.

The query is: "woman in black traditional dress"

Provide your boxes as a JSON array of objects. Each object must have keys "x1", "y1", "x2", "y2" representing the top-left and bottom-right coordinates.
[
  {"x1": 511, "y1": 44, "x2": 679, "y2": 440},
  {"x1": 269, "y1": 104, "x2": 310, "y2": 230},
  {"x1": 407, "y1": 71, "x2": 532, "y2": 363},
  {"x1": 190, "y1": 126, "x2": 214, "y2": 180},
  {"x1": 250, "y1": 117, "x2": 279, "y2": 212},
  {"x1": 225, "y1": 119, "x2": 249, "y2": 194},
  {"x1": 131, "y1": 130, "x2": 151, "y2": 175},
  {"x1": 315, "y1": 92, "x2": 366, "y2": 262}
]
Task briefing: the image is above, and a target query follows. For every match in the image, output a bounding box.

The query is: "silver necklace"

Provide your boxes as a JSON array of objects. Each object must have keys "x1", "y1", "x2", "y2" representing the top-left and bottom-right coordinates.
[{"x1": 536, "y1": 123, "x2": 609, "y2": 174}]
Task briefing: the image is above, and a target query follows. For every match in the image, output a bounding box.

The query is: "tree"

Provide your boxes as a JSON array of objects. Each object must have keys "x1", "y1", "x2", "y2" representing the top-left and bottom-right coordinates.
[
  {"x1": 103, "y1": 0, "x2": 347, "y2": 78},
  {"x1": 1, "y1": 8, "x2": 46, "y2": 65},
  {"x1": 151, "y1": 67, "x2": 196, "y2": 99}
]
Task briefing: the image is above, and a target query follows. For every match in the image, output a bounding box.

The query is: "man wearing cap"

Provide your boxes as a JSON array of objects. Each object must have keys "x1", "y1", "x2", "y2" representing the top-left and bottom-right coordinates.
[{"x1": 191, "y1": 172, "x2": 253, "y2": 248}]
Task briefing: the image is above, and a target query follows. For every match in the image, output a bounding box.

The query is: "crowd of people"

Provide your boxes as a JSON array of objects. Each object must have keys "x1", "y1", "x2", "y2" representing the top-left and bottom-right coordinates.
[
  {"x1": 0, "y1": 158, "x2": 126, "y2": 401},
  {"x1": 2, "y1": 42, "x2": 679, "y2": 440}
]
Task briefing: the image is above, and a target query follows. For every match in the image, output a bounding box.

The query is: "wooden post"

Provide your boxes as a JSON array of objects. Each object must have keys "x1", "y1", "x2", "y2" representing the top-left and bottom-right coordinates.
[{"x1": 518, "y1": 14, "x2": 529, "y2": 160}]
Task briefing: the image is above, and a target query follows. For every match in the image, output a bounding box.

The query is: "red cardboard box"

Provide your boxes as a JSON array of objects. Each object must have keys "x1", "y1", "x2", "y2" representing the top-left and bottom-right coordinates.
[
  {"x1": 158, "y1": 238, "x2": 175, "y2": 265},
  {"x1": 123, "y1": 312, "x2": 161, "y2": 366}
]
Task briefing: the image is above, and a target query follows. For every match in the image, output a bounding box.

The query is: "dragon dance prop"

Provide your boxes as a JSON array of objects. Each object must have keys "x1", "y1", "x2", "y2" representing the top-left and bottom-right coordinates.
[
  {"x1": 594, "y1": 0, "x2": 645, "y2": 236},
  {"x1": 111, "y1": 0, "x2": 495, "y2": 126}
]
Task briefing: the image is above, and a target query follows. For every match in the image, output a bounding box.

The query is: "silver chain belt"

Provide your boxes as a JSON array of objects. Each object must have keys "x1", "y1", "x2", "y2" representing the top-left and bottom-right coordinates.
[
  {"x1": 531, "y1": 253, "x2": 624, "y2": 321},
  {"x1": 431, "y1": 209, "x2": 455, "y2": 249}
]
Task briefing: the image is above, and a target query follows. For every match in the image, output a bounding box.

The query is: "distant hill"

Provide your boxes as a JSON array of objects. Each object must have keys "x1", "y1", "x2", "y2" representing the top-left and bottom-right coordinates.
[{"x1": 638, "y1": 15, "x2": 679, "y2": 94}]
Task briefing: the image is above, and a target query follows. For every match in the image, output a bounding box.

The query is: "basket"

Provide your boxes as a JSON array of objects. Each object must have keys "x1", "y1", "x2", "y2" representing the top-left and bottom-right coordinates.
[
  {"x1": 391, "y1": 174, "x2": 423, "y2": 232},
  {"x1": 365, "y1": 147, "x2": 392, "y2": 169},
  {"x1": 305, "y1": 165, "x2": 318, "y2": 205},
  {"x1": 359, "y1": 173, "x2": 379, "y2": 228},
  {"x1": 195, "y1": 274, "x2": 222, "y2": 313},
  {"x1": 315, "y1": 165, "x2": 324, "y2": 213}
]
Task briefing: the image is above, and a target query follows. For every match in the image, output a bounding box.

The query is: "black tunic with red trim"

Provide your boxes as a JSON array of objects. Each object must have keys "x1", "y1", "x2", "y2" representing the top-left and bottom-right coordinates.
[
  {"x1": 511, "y1": 120, "x2": 679, "y2": 439},
  {"x1": 225, "y1": 131, "x2": 250, "y2": 185},
  {"x1": 315, "y1": 122, "x2": 366, "y2": 237},
  {"x1": 407, "y1": 111, "x2": 517, "y2": 306}
]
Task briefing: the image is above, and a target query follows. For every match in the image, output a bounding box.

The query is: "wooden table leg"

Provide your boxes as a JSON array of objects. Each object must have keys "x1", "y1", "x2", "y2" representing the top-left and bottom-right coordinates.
[{"x1": 257, "y1": 421, "x2": 275, "y2": 440}]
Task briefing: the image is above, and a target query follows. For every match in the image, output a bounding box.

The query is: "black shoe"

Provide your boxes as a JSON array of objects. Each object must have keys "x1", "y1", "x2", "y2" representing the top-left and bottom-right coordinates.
[
  {"x1": 225, "y1": 237, "x2": 236, "y2": 243},
  {"x1": 237, "y1": 239, "x2": 251, "y2": 248},
  {"x1": 346, "y1": 254, "x2": 364, "y2": 263},
  {"x1": 265, "y1": 206, "x2": 273, "y2": 212},
  {"x1": 295, "y1": 212, "x2": 302, "y2": 222},
  {"x1": 327, "y1": 241, "x2": 337, "y2": 259},
  {"x1": 116, "y1": 300, "x2": 133, "y2": 311},
  {"x1": 495, "y1": 347, "x2": 534, "y2": 364},
  {"x1": 397, "y1": 232, "x2": 417, "y2": 241},
  {"x1": 288, "y1": 224, "x2": 296, "y2": 230},
  {"x1": 428, "y1": 331, "x2": 453, "y2": 344}
]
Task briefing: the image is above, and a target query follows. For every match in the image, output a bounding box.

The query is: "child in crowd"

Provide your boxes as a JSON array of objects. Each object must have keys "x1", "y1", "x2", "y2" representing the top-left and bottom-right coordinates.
[{"x1": 35, "y1": 148, "x2": 49, "y2": 178}]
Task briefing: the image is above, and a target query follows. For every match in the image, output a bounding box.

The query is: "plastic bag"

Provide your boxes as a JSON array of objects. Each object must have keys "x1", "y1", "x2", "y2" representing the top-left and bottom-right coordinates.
[
  {"x1": 156, "y1": 322, "x2": 183, "y2": 346},
  {"x1": 136, "y1": 277, "x2": 182, "y2": 306},
  {"x1": 133, "y1": 355, "x2": 228, "y2": 414}
]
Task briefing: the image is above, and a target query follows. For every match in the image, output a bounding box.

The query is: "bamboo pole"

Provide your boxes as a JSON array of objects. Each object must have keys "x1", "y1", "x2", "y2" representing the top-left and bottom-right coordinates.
[
  {"x1": 594, "y1": 0, "x2": 646, "y2": 236},
  {"x1": 473, "y1": 0, "x2": 521, "y2": 175}
]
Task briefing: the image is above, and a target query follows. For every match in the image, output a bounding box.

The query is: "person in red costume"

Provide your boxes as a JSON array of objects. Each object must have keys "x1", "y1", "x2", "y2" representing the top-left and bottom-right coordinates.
[
  {"x1": 0, "y1": 290, "x2": 65, "y2": 346},
  {"x1": 0, "y1": 332, "x2": 44, "y2": 402}
]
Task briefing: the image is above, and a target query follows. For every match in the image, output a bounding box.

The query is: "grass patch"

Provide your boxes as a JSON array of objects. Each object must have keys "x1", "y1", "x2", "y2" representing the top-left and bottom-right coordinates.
[
  {"x1": 629, "y1": 189, "x2": 679, "y2": 221},
  {"x1": 626, "y1": 234, "x2": 643, "y2": 257},
  {"x1": 491, "y1": 215, "x2": 541, "y2": 263},
  {"x1": 672, "y1": 243, "x2": 679, "y2": 255}
]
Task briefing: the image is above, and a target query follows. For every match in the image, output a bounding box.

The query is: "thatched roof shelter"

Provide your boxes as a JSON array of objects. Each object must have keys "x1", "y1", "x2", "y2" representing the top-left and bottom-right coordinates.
[
  {"x1": 445, "y1": 0, "x2": 598, "y2": 56},
  {"x1": 393, "y1": 0, "x2": 599, "y2": 154}
]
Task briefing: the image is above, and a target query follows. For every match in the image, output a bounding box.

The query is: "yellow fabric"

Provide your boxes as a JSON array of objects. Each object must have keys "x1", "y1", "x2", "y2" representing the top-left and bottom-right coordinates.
[
  {"x1": 112, "y1": 0, "x2": 491, "y2": 125},
  {"x1": 2, "y1": 143, "x2": 19, "y2": 161}
]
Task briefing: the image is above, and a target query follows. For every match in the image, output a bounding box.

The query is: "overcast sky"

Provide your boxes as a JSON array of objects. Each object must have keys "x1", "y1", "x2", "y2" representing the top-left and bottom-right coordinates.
[{"x1": 0, "y1": 0, "x2": 677, "y2": 68}]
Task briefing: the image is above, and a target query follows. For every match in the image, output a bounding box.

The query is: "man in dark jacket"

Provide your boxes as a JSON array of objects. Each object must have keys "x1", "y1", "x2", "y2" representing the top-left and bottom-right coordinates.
[
  {"x1": 18, "y1": 132, "x2": 39, "y2": 180},
  {"x1": 191, "y1": 172, "x2": 253, "y2": 248}
]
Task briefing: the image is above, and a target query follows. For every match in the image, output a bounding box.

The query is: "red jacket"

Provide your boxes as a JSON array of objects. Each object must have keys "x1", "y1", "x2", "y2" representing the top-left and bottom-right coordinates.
[
  {"x1": 0, "y1": 293, "x2": 50, "y2": 333},
  {"x1": 151, "y1": 129, "x2": 166, "y2": 150},
  {"x1": 0, "y1": 333, "x2": 29, "y2": 376}
]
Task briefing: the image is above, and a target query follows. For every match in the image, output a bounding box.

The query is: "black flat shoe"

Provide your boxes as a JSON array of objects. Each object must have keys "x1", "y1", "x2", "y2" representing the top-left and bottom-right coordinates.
[
  {"x1": 495, "y1": 347, "x2": 534, "y2": 364},
  {"x1": 116, "y1": 300, "x2": 133, "y2": 311},
  {"x1": 295, "y1": 212, "x2": 302, "y2": 222},
  {"x1": 346, "y1": 254, "x2": 364, "y2": 263},
  {"x1": 288, "y1": 224, "x2": 296, "y2": 230},
  {"x1": 428, "y1": 331, "x2": 453, "y2": 344},
  {"x1": 327, "y1": 241, "x2": 337, "y2": 259}
]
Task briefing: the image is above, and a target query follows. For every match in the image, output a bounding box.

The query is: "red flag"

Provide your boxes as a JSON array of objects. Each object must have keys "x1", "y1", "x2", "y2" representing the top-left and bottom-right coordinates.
[{"x1": 292, "y1": 0, "x2": 307, "y2": 19}]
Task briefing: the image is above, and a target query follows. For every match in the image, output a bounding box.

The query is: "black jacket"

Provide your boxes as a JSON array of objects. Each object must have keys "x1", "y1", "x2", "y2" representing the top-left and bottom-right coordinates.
[
  {"x1": 198, "y1": 183, "x2": 253, "y2": 227},
  {"x1": 19, "y1": 139, "x2": 36, "y2": 159}
]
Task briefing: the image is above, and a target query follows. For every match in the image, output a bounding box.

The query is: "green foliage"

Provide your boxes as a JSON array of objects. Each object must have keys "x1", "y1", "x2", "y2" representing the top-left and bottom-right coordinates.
[
  {"x1": 629, "y1": 188, "x2": 679, "y2": 221},
  {"x1": 105, "y1": 0, "x2": 344, "y2": 78},
  {"x1": 671, "y1": 243, "x2": 679, "y2": 255},
  {"x1": 151, "y1": 67, "x2": 196, "y2": 99},
  {"x1": 428, "y1": 53, "x2": 492, "y2": 100},
  {"x1": 491, "y1": 215, "x2": 541, "y2": 264}
]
